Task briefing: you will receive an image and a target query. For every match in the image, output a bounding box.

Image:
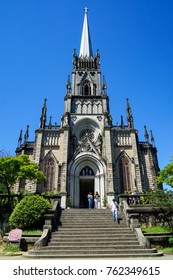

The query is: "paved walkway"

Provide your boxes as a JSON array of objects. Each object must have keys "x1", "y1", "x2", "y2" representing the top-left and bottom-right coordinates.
[{"x1": 0, "y1": 253, "x2": 173, "y2": 260}]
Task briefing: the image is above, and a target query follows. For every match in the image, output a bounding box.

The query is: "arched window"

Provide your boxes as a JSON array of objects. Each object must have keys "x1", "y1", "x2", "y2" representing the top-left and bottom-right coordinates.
[
  {"x1": 81, "y1": 81, "x2": 91, "y2": 96},
  {"x1": 80, "y1": 166, "x2": 94, "y2": 176},
  {"x1": 43, "y1": 158, "x2": 55, "y2": 192},
  {"x1": 119, "y1": 156, "x2": 132, "y2": 193}
]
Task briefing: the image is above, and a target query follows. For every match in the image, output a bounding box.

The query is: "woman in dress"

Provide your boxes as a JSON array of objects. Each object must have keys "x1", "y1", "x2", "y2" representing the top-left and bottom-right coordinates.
[{"x1": 94, "y1": 191, "x2": 100, "y2": 209}]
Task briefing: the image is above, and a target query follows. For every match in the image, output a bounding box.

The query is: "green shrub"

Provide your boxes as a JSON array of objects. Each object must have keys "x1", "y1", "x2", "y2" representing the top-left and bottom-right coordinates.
[
  {"x1": 169, "y1": 238, "x2": 173, "y2": 246},
  {"x1": 66, "y1": 196, "x2": 71, "y2": 207},
  {"x1": 9, "y1": 195, "x2": 51, "y2": 230}
]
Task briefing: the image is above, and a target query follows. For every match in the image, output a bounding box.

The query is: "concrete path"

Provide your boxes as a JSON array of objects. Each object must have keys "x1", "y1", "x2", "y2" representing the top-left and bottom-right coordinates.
[{"x1": 0, "y1": 253, "x2": 173, "y2": 260}]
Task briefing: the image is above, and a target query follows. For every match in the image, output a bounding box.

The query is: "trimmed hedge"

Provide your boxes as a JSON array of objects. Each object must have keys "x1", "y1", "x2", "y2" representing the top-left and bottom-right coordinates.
[{"x1": 9, "y1": 195, "x2": 51, "y2": 230}]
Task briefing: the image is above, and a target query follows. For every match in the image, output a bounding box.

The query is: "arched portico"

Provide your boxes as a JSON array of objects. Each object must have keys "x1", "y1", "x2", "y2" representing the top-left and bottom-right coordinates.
[{"x1": 68, "y1": 152, "x2": 106, "y2": 208}]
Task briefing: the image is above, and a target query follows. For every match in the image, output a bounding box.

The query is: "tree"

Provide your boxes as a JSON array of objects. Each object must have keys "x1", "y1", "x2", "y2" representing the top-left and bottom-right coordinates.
[
  {"x1": 0, "y1": 155, "x2": 45, "y2": 203},
  {"x1": 157, "y1": 157, "x2": 173, "y2": 188},
  {"x1": 141, "y1": 189, "x2": 173, "y2": 208}
]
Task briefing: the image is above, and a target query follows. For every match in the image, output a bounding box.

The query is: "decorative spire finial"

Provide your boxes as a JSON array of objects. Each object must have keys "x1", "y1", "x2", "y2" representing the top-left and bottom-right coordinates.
[
  {"x1": 48, "y1": 116, "x2": 52, "y2": 129},
  {"x1": 24, "y1": 125, "x2": 29, "y2": 144},
  {"x1": 144, "y1": 125, "x2": 149, "y2": 142},
  {"x1": 18, "y1": 129, "x2": 23, "y2": 147},
  {"x1": 66, "y1": 75, "x2": 71, "y2": 94},
  {"x1": 121, "y1": 115, "x2": 125, "y2": 129},
  {"x1": 126, "y1": 98, "x2": 134, "y2": 129},
  {"x1": 40, "y1": 98, "x2": 47, "y2": 129},
  {"x1": 150, "y1": 130, "x2": 155, "y2": 147},
  {"x1": 102, "y1": 76, "x2": 107, "y2": 94}
]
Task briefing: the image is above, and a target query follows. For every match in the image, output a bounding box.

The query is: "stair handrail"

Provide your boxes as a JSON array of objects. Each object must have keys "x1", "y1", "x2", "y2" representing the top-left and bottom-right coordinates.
[
  {"x1": 135, "y1": 228, "x2": 151, "y2": 249},
  {"x1": 122, "y1": 200, "x2": 152, "y2": 249},
  {"x1": 121, "y1": 200, "x2": 130, "y2": 227},
  {"x1": 33, "y1": 200, "x2": 62, "y2": 249}
]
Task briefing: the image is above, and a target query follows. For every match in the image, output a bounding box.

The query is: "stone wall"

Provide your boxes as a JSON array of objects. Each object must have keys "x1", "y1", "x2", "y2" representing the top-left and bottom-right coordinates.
[{"x1": 121, "y1": 200, "x2": 173, "y2": 231}]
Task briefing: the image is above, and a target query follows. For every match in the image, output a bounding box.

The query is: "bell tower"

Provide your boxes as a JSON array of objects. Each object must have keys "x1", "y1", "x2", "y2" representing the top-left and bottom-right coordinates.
[{"x1": 65, "y1": 8, "x2": 114, "y2": 207}]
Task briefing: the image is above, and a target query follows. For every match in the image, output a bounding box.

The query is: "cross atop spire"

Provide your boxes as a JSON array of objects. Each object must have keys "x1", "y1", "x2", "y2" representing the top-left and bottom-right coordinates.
[
  {"x1": 79, "y1": 7, "x2": 93, "y2": 57},
  {"x1": 84, "y1": 7, "x2": 89, "y2": 14}
]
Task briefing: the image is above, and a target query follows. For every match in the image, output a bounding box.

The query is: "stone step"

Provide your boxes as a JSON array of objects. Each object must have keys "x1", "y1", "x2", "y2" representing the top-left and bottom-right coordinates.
[
  {"x1": 44, "y1": 244, "x2": 144, "y2": 250},
  {"x1": 60, "y1": 217, "x2": 124, "y2": 221},
  {"x1": 49, "y1": 240, "x2": 140, "y2": 246},
  {"x1": 25, "y1": 252, "x2": 163, "y2": 259},
  {"x1": 60, "y1": 218, "x2": 122, "y2": 221},
  {"x1": 52, "y1": 231, "x2": 135, "y2": 236},
  {"x1": 60, "y1": 221, "x2": 123, "y2": 225},
  {"x1": 61, "y1": 216, "x2": 122, "y2": 220},
  {"x1": 31, "y1": 248, "x2": 155, "y2": 254},
  {"x1": 27, "y1": 208, "x2": 162, "y2": 258},
  {"x1": 50, "y1": 236, "x2": 137, "y2": 242},
  {"x1": 58, "y1": 225, "x2": 125, "y2": 228},
  {"x1": 55, "y1": 227, "x2": 129, "y2": 233},
  {"x1": 28, "y1": 248, "x2": 159, "y2": 256}
]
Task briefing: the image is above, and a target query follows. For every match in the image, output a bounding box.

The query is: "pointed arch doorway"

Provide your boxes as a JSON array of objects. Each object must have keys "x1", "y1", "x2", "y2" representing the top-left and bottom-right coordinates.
[
  {"x1": 68, "y1": 154, "x2": 106, "y2": 208},
  {"x1": 80, "y1": 178, "x2": 94, "y2": 208}
]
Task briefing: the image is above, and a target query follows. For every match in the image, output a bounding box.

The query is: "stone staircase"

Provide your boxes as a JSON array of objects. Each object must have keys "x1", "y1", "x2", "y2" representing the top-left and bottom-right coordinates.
[{"x1": 27, "y1": 208, "x2": 163, "y2": 258}]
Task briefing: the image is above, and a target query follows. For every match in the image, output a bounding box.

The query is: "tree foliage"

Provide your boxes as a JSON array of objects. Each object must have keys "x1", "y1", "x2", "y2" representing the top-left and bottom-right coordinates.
[
  {"x1": 140, "y1": 189, "x2": 173, "y2": 208},
  {"x1": 157, "y1": 157, "x2": 173, "y2": 188},
  {"x1": 9, "y1": 194, "x2": 51, "y2": 229},
  {"x1": 0, "y1": 155, "x2": 45, "y2": 197}
]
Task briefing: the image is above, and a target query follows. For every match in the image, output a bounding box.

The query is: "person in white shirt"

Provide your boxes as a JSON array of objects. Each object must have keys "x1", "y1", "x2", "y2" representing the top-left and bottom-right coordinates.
[
  {"x1": 94, "y1": 191, "x2": 100, "y2": 209},
  {"x1": 110, "y1": 199, "x2": 119, "y2": 222}
]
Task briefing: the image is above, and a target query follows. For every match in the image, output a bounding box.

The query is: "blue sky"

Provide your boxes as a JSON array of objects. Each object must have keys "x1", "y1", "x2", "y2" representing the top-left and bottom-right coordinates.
[{"x1": 0, "y1": 0, "x2": 173, "y2": 180}]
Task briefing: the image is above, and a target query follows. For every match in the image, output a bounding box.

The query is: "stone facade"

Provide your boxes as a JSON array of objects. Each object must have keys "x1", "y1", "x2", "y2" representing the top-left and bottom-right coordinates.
[{"x1": 16, "y1": 10, "x2": 160, "y2": 208}]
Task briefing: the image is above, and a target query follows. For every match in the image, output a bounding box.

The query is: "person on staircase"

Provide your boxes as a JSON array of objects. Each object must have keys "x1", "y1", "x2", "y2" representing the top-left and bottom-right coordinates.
[
  {"x1": 110, "y1": 199, "x2": 119, "y2": 223},
  {"x1": 87, "y1": 191, "x2": 93, "y2": 209},
  {"x1": 94, "y1": 191, "x2": 100, "y2": 209}
]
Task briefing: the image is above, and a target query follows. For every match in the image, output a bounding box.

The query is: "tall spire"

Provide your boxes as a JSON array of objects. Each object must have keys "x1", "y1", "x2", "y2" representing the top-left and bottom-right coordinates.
[{"x1": 79, "y1": 7, "x2": 93, "y2": 57}]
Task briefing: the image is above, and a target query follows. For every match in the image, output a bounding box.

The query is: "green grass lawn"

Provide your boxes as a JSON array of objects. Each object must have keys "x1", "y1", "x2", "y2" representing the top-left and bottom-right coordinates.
[
  {"x1": 142, "y1": 226, "x2": 173, "y2": 254},
  {"x1": 23, "y1": 229, "x2": 42, "y2": 235},
  {"x1": 3, "y1": 244, "x2": 22, "y2": 253},
  {"x1": 142, "y1": 226, "x2": 172, "y2": 233}
]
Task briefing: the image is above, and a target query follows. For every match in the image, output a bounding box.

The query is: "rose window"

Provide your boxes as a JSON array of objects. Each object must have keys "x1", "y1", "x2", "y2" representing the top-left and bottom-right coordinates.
[{"x1": 80, "y1": 129, "x2": 94, "y2": 142}]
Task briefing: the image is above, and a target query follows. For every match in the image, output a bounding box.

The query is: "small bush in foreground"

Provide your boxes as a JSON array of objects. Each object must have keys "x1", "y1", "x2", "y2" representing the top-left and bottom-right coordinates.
[{"x1": 9, "y1": 195, "x2": 51, "y2": 230}]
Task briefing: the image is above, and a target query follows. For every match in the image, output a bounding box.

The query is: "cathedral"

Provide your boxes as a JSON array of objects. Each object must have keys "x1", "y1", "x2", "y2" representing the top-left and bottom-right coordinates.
[{"x1": 15, "y1": 9, "x2": 160, "y2": 208}]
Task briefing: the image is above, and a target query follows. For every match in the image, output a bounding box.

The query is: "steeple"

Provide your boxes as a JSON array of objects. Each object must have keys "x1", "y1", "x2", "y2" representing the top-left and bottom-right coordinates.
[{"x1": 79, "y1": 7, "x2": 93, "y2": 57}]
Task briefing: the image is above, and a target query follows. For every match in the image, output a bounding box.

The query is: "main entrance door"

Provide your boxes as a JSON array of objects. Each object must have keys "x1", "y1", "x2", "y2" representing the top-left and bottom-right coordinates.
[{"x1": 80, "y1": 179, "x2": 94, "y2": 208}]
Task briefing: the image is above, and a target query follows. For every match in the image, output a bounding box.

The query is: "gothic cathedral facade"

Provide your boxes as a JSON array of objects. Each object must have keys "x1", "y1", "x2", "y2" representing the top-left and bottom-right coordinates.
[{"x1": 16, "y1": 10, "x2": 160, "y2": 208}]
